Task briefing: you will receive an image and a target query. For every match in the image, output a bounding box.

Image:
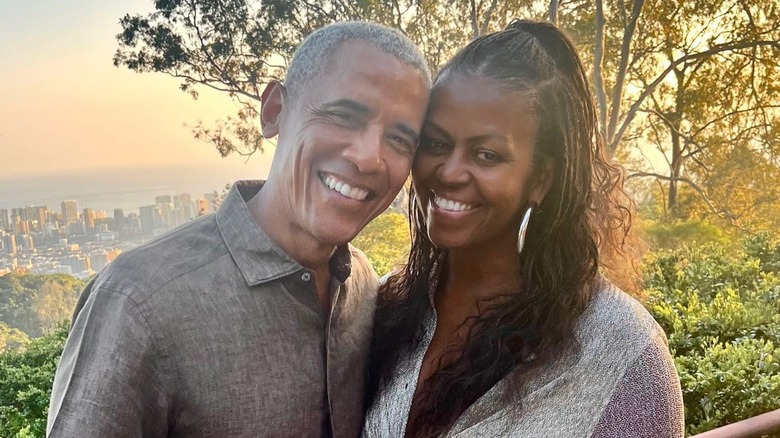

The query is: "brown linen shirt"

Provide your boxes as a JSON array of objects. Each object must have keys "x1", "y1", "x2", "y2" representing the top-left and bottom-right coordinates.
[{"x1": 47, "y1": 181, "x2": 379, "y2": 438}]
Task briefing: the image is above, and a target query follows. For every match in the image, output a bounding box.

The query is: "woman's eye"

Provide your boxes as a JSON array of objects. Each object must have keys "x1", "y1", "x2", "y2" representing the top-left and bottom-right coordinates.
[
  {"x1": 420, "y1": 138, "x2": 449, "y2": 154},
  {"x1": 476, "y1": 151, "x2": 501, "y2": 162}
]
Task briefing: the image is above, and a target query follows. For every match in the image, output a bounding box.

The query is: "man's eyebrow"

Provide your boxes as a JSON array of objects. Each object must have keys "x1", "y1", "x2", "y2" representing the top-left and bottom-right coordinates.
[
  {"x1": 396, "y1": 123, "x2": 420, "y2": 144},
  {"x1": 320, "y1": 99, "x2": 374, "y2": 116}
]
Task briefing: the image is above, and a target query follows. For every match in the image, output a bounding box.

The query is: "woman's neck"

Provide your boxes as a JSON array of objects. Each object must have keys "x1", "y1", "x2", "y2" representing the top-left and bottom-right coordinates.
[{"x1": 442, "y1": 244, "x2": 523, "y2": 305}]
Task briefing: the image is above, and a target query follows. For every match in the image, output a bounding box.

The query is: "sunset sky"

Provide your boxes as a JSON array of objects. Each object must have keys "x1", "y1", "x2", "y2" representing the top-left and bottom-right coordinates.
[{"x1": 0, "y1": 0, "x2": 271, "y2": 178}]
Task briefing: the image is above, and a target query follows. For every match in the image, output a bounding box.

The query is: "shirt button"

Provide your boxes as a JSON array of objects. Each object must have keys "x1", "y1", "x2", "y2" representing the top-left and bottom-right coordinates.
[{"x1": 301, "y1": 272, "x2": 311, "y2": 282}]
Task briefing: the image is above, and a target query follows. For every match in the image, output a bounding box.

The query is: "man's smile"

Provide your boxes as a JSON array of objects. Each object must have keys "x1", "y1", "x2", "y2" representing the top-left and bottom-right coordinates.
[{"x1": 320, "y1": 172, "x2": 371, "y2": 201}]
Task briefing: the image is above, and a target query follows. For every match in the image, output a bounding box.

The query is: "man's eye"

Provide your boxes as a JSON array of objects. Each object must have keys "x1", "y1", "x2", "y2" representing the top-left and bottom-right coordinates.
[
  {"x1": 387, "y1": 135, "x2": 413, "y2": 154},
  {"x1": 330, "y1": 112, "x2": 354, "y2": 123}
]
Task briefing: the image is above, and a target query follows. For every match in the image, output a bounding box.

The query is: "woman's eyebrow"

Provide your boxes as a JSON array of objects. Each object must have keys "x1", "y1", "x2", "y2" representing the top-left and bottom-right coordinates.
[{"x1": 423, "y1": 121, "x2": 454, "y2": 143}]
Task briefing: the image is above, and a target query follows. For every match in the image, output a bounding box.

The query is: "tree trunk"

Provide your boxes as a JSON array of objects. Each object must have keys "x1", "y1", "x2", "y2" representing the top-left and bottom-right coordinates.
[
  {"x1": 667, "y1": 71, "x2": 686, "y2": 216},
  {"x1": 593, "y1": 0, "x2": 607, "y2": 137},
  {"x1": 548, "y1": 0, "x2": 559, "y2": 25}
]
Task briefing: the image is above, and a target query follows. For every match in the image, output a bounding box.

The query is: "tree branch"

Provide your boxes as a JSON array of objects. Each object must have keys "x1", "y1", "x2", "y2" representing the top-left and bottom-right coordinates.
[
  {"x1": 610, "y1": 39, "x2": 780, "y2": 154},
  {"x1": 606, "y1": 0, "x2": 646, "y2": 156}
]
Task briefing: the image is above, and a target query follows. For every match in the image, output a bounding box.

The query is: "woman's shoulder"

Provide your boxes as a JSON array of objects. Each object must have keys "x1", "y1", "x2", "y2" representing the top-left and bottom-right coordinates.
[{"x1": 576, "y1": 280, "x2": 668, "y2": 362}]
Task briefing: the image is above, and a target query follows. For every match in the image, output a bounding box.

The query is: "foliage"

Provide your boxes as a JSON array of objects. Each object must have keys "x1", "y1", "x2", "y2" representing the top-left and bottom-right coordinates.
[
  {"x1": 2, "y1": 238, "x2": 780, "y2": 434},
  {"x1": 639, "y1": 218, "x2": 732, "y2": 251},
  {"x1": 645, "y1": 238, "x2": 780, "y2": 434},
  {"x1": 0, "y1": 322, "x2": 30, "y2": 354},
  {"x1": 352, "y1": 210, "x2": 410, "y2": 277},
  {"x1": 113, "y1": 0, "x2": 780, "y2": 234},
  {"x1": 0, "y1": 274, "x2": 84, "y2": 339},
  {"x1": 0, "y1": 324, "x2": 68, "y2": 438}
]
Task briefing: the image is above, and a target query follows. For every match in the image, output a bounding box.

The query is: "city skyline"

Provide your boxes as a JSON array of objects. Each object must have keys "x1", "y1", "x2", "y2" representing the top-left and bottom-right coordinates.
[
  {"x1": 0, "y1": 0, "x2": 272, "y2": 177},
  {"x1": 0, "y1": 186, "x2": 226, "y2": 279}
]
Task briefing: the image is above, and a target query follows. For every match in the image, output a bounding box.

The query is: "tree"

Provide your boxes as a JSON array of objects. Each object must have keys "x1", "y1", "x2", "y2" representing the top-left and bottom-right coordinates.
[
  {"x1": 32, "y1": 281, "x2": 79, "y2": 335},
  {"x1": 0, "y1": 322, "x2": 30, "y2": 354},
  {"x1": 619, "y1": 0, "x2": 780, "y2": 220},
  {"x1": 0, "y1": 274, "x2": 84, "y2": 339},
  {"x1": 113, "y1": 0, "x2": 540, "y2": 156},
  {"x1": 115, "y1": 0, "x2": 780, "y2": 231},
  {"x1": 0, "y1": 324, "x2": 68, "y2": 437},
  {"x1": 352, "y1": 210, "x2": 410, "y2": 276}
]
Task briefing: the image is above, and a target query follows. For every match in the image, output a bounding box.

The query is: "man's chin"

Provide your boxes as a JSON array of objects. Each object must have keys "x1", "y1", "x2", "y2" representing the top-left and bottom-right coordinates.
[{"x1": 311, "y1": 223, "x2": 365, "y2": 248}]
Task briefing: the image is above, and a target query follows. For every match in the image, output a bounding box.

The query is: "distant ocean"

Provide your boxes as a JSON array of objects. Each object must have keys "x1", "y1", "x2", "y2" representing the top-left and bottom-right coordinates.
[{"x1": 0, "y1": 165, "x2": 263, "y2": 215}]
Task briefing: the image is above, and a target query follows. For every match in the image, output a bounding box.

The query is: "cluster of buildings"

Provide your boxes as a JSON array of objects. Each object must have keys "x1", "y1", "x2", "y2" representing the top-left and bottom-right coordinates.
[{"x1": 0, "y1": 192, "x2": 221, "y2": 279}]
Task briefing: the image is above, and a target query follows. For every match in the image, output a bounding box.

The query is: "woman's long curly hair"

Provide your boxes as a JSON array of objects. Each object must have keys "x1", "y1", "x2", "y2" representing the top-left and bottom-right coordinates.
[{"x1": 368, "y1": 19, "x2": 639, "y2": 437}]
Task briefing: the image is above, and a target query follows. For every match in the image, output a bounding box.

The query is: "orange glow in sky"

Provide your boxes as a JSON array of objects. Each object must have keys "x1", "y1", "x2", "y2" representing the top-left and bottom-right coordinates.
[{"x1": 0, "y1": 0, "x2": 271, "y2": 179}]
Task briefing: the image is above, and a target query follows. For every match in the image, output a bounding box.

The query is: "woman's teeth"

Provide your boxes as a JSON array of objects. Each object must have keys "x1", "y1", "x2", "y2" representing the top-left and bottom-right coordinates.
[{"x1": 433, "y1": 196, "x2": 473, "y2": 212}]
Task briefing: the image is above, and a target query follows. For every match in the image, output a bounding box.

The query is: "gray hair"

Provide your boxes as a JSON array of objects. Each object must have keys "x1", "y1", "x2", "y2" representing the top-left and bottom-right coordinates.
[{"x1": 284, "y1": 21, "x2": 431, "y2": 102}]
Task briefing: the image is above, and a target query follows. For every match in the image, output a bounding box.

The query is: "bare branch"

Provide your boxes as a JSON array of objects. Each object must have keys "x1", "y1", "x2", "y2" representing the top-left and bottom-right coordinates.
[
  {"x1": 593, "y1": 0, "x2": 607, "y2": 137},
  {"x1": 480, "y1": 0, "x2": 499, "y2": 36},
  {"x1": 606, "y1": 0, "x2": 646, "y2": 155},
  {"x1": 626, "y1": 172, "x2": 738, "y2": 225},
  {"x1": 610, "y1": 40, "x2": 780, "y2": 154},
  {"x1": 548, "y1": 0, "x2": 559, "y2": 25}
]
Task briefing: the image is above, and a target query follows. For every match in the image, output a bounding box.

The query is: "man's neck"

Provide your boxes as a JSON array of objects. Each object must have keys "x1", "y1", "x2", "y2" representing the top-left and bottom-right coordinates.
[{"x1": 247, "y1": 184, "x2": 336, "y2": 308}]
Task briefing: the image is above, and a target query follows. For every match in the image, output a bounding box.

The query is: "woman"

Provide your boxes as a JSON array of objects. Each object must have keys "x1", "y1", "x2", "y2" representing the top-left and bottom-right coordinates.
[{"x1": 363, "y1": 19, "x2": 684, "y2": 437}]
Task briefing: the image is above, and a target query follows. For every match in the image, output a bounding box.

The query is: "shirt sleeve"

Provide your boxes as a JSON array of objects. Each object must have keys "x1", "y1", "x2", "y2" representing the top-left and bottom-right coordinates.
[
  {"x1": 47, "y1": 282, "x2": 170, "y2": 437},
  {"x1": 590, "y1": 333, "x2": 685, "y2": 438}
]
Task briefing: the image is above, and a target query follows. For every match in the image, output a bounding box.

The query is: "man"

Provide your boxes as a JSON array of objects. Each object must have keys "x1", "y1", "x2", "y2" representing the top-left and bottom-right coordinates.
[{"x1": 47, "y1": 21, "x2": 430, "y2": 438}]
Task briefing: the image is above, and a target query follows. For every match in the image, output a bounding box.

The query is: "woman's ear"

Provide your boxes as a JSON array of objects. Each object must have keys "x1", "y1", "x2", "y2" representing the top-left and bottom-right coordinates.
[
  {"x1": 530, "y1": 158, "x2": 555, "y2": 205},
  {"x1": 260, "y1": 81, "x2": 285, "y2": 138}
]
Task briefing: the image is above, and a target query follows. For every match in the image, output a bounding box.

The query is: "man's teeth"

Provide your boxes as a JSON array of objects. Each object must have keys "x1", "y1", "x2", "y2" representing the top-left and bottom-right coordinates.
[
  {"x1": 323, "y1": 175, "x2": 369, "y2": 201},
  {"x1": 433, "y1": 196, "x2": 473, "y2": 212}
]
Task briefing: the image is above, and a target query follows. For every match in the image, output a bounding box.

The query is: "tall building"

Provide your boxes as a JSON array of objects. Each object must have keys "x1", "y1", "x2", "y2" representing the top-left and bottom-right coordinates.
[
  {"x1": 89, "y1": 252, "x2": 109, "y2": 272},
  {"x1": 174, "y1": 193, "x2": 195, "y2": 222},
  {"x1": 112, "y1": 209, "x2": 125, "y2": 234},
  {"x1": 83, "y1": 208, "x2": 96, "y2": 233},
  {"x1": 139, "y1": 205, "x2": 164, "y2": 235},
  {"x1": 2, "y1": 234, "x2": 17, "y2": 256},
  {"x1": 196, "y1": 198, "x2": 210, "y2": 216},
  {"x1": 25, "y1": 206, "x2": 47, "y2": 231},
  {"x1": 61, "y1": 200, "x2": 78, "y2": 224},
  {"x1": 16, "y1": 234, "x2": 34, "y2": 251},
  {"x1": 0, "y1": 209, "x2": 9, "y2": 232},
  {"x1": 204, "y1": 192, "x2": 219, "y2": 213},
  {"x1": 11, "y1": 208, "x2": 25, "y2": 233},
  {"x1": 155, "y1": 195, "x2": 173, "y2": 205},
  {"x1": 155, "y1": 195, "x2": 173, "y2": 228}
]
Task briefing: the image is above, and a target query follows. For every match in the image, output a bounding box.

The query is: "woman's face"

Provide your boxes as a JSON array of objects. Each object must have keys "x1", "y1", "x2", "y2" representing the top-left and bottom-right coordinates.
[{"x1": 412, "y1": 73, "x2": 553, "y2": 252}]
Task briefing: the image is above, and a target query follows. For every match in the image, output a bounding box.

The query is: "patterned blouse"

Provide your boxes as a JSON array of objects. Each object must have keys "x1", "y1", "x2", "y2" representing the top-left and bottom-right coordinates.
[{"x1": 363, "y1": 275, "x2": 685, "y2": 437}]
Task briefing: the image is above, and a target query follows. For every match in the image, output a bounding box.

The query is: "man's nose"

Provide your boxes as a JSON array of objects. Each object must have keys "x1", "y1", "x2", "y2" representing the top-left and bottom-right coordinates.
[{"x1": 343, "y1": 127, "x2": 386, "y2": 174}]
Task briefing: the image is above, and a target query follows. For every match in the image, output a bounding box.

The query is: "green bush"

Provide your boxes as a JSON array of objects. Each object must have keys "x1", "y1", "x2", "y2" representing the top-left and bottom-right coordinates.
[
  {"x1": 641, "y1": 219, "x2": 731, "y2": 251},
  {"x1": 0, "y1": 324, "x2": 68, "y2": 438},
  {"x1": 645, "y1": 239, "x2": 780, "y2": 434}
]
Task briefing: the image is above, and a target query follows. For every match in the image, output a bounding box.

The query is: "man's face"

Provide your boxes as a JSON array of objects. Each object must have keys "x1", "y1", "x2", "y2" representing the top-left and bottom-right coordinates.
[{"x1": 264, "y1": 42, "x2": 429, "y2": 248}]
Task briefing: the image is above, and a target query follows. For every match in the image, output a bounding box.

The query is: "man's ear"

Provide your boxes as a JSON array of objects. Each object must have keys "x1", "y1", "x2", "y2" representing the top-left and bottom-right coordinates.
[
  {"x1": 530, "y1": 158, "x2": 555, "y2": 205},
  {"x1": 260, "y1": 81, "x2": 285, "y2": 138}
]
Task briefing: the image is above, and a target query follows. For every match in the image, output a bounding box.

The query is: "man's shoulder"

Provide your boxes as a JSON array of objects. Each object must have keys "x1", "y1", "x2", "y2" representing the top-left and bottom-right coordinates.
[{"x1": 95, "y1": 214, "x2": 229, "y2": 302}]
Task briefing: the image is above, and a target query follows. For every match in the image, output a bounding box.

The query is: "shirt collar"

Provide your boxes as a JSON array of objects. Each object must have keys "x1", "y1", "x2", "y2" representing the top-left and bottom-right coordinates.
[{"x1": 216, "y1": 180, "x2": 352, "y2": 286}]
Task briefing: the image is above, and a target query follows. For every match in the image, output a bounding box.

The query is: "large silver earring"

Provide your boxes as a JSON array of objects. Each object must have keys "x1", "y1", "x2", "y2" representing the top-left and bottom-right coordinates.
[
  {"x1": 410, "y1": 191, "x2": 425, "y2": 234},
  {"x1": 517, "y1": 204, "x2": 535, "y2": 254}
]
